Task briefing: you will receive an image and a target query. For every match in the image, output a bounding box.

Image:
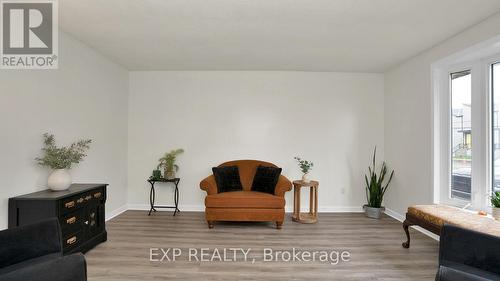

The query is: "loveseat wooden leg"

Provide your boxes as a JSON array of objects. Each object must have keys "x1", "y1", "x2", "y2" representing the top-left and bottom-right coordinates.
[
  {"x1": 402, "y1": 219, "x2": 411, "y2": 248},
  {"x1": 276, "y1": 221, "x2": 283, "y2": 229},
  {"x1": 207, "y1": 221, "x2": 214, "y2": 229}
]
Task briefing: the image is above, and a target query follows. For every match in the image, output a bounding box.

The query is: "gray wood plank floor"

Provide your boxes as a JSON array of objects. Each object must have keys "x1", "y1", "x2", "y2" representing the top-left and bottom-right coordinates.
[{"x1": 85, "y1": 210, "x2": 438, "y2": 281}]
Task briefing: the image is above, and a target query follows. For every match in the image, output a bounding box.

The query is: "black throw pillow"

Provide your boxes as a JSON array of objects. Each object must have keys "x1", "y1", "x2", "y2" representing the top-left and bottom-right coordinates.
[
  {"x1": 251, "y1": 165, "x2": 282, "y2": 195},
  {"x1": 212, "y1": 166, "x2": 243, "y2": 193}
]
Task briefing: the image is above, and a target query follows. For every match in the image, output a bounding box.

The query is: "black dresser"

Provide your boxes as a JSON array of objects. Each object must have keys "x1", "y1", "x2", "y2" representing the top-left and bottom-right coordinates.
[{"x1": 8, "y1": 184, "x2": 107, "y2": 254}]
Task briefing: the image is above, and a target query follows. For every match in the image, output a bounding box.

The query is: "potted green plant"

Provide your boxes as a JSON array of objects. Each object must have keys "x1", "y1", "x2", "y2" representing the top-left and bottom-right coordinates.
[
  {"x1": 35, "y1": 133, "x2": 92, "y2": 191},
  {"x1": 158, "y1": 149, "x2": 184, "y2": 179},
  {"x1": 150, "y1": 169, "x2": 162, "y2": 180},
  {"x1": 491, "y1": 191, "x2": 500, "y2": 220},
  {"x1": 363, "y1": 147, "x2": 394, "y2": 219},
  {"x1": 294, "y1": 157, "x2": 314, "y2": 183}
]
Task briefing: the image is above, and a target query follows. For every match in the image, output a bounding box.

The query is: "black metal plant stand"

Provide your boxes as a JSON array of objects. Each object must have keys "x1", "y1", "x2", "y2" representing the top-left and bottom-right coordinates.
[{"x1": 147, "y1": 178, "x2": 180, "y2": 216}]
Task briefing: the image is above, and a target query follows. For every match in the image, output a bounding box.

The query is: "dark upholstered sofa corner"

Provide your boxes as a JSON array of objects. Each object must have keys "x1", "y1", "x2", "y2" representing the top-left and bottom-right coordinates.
[
  {"x1": 436, "y1": 224, "x2": 500, "y2": 281},
  {"x1": 0, "y1": 218, "x2": 87, "y2": 281}
]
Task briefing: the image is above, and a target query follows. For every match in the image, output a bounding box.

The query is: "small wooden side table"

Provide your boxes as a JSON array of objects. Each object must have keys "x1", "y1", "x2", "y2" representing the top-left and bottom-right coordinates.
[{"x1": 292, "y1": 180, "x2": 319, "y2": 224}]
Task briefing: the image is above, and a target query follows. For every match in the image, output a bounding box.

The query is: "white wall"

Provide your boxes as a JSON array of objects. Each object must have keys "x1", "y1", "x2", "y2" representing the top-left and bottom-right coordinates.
[
  {"x1": 128, "y1": 71, "x2": 384, "y2": 212},
  {"x1": 11, "y1": 9, "x2": 496, "y2": 225},
  {"x1": 0, "y1": 31, "x2": 129, "y2": 229},
  {"x1": 384, "y1": 13, "x2": 500, "y2": 216}
]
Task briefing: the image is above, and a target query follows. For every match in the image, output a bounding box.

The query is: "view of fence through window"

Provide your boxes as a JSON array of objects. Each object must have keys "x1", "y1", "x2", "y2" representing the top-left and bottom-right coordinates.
[
  {"x1": 493, "y1": 63, "x2": 500, "y2": 193},
  {"x1": 451, "y1": 70, "x2": 472, "y2": 201}
]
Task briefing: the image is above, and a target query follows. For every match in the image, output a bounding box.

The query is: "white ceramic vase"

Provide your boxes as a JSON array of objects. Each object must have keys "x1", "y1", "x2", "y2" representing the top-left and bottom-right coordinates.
[
  {"x1": 493, "y1": 207, "x2": 500, "y2": 220},
  {"x1": 302, "y1": 173, "x2": 310, "y2": 183},
  {"x1": 48, "y1": 169, "x2": 72, "y2": 191}
]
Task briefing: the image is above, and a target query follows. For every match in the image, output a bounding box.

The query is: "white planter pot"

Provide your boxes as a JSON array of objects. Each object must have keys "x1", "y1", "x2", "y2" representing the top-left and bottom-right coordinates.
[
  {"x1": 301, "y1": 173, "x2": 310, "y2": 183},
  {"x1": 493, "y1": 208, "x2": 500, "y2": 220},
  {"x1": 48, "y1": 169, "x2": 72, "y2": 191},
  {"x1": 363, "y1": 205, "x2": 385, "y2": 219}
]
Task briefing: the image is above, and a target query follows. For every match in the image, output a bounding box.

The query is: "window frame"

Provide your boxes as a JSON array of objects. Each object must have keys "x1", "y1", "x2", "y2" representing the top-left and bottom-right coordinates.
[
  {"x1": 433, "y1": 58, "x2": 492, "y2": 211},
  {"x1": 488, "y1": 57, "x2": 500, "y2": 204},
  {"x1": 437, "y1": 62, "x2": 476, "y2": 208}
]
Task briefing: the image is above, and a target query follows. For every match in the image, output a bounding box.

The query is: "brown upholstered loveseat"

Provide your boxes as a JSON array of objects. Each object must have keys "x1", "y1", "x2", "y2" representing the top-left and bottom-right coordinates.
[{"x1": 200, "y1": 160, "x2": 292, "y2": 229}]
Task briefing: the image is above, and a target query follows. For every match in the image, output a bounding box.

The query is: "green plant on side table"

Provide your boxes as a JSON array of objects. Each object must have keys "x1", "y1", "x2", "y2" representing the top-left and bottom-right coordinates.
[
  {"x1": 150, "y1": 169, "x2": 162, "y2": 181},
  {"x1": 35, "y1": 133, "x2": 92, "y2": 191},
  {"x1": 491, "y1": 191, "x2": 500, "y2": 220},
  {"x1": 294, "y1": 156, "x2": 314, "y2": 183},
  {"x1": 364, "y1": 147, "x2": 394, "y2": 219},
  {"x1": 158, "y1": 149, "x2": 184, "y2": 179}
]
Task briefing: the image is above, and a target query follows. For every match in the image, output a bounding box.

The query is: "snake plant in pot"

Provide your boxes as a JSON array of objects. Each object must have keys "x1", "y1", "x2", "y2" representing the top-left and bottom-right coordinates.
[{"x1": 363, "y1": 147, "x2": 394, "y2": 219}]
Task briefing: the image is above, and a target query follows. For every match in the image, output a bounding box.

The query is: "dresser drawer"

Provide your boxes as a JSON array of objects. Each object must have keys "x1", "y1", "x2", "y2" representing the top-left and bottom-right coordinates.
[
  {"x1": 60, "y1": 208, "x2": 84, "y2": 233},
  {"x1": 63, "y1": 230, "x2": 82, "y2": 251},
  {"x1": 80, "y1": 188, "x2": 104, "y2": 204},
  {"x1": 60, "y1": 194, "x2": 87, "y2": 214},
  {"x1": 60, "y1": 196, "x2": 79, "y2": 214},
  {"x1": 60, "y1": 187, "x2": 104, "y2": 214},
  {"x1": 91, "y1": 188, "x2": 104, "y2": 202}
]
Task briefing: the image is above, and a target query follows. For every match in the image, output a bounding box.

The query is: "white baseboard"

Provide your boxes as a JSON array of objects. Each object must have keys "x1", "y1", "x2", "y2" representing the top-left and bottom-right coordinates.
[
  {"x1": 106, "y1": 204, "x2": 128, "y2": 221},
  {"x1": 285, "y1": 206, "x2": 364, "y2": 213},
  {"x1": 383, "y1": 208, "x2": 405, "y2": 221},
  {"x1": 127, "y1": 204, "x2": 363, "y2": 213},
  {"x1": 385, "y1": 208, "x2": 439, "y2": 241}
]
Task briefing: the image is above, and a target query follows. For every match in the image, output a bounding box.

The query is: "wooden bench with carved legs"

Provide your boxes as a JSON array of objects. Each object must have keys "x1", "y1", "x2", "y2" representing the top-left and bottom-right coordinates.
[
  {"x1": 402, "y1": 205, "x2": 500, "y2": 248},
  {"x1": 402, "y1": 212, "x2": 441, "y2": 248}
]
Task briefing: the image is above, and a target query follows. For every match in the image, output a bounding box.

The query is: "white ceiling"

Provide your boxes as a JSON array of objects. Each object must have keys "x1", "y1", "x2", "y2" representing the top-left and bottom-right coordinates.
[{"x1": 60, "y1": 0, "x2": 500, "y2": 72}]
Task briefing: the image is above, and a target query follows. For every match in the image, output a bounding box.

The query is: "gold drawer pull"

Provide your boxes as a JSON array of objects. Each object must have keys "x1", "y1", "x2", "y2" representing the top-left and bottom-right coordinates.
[
  {"x1": 77, "y1": 197, "x2": 84, "y2": 204},
  {"x1": 65, "y1": 201, "x2": 75, "y2": 208},
  {"x1": 84, "y1": 195, "x2": 92, "y2": 201},
  {"x1": 94, "y1": 192, "x2": 102, "y2": 198},
  {"x1": 66, "y1": 216, "x2": 76, "y2": 224},
  {"x1": 66, "y1": 236, "x2": 77, "y2": 245}
]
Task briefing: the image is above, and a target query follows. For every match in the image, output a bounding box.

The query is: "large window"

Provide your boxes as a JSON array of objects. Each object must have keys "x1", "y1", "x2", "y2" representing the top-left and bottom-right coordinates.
[
  {"x1": 451, "y1": 70, "x2": 472, "y2": 201},
  {"x1": 492, "y1": 63, "x2": 500, "y2": 193},
  {"x1": 433, "y1": 48, "x2": 500, "y2": 211}
]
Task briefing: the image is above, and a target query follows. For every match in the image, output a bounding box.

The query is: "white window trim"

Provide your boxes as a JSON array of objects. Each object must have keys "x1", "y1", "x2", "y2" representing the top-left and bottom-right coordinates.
[
  {"x1": 432, "y1": 35, "x2": 500, "y2": 212},
  {"x1": 485, "y1": 55, "x2": 500, "y2": 207},
  {"x1": 434, "y1": 61, "x2": 477, "y2": 208}
]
